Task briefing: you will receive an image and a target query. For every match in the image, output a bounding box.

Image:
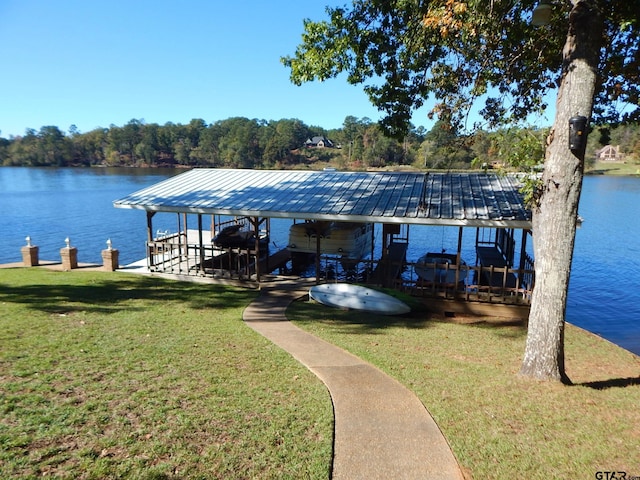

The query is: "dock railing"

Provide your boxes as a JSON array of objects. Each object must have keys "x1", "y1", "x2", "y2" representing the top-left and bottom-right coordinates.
[
  {"x1": 145, "y1": 229, "x2": 535, "y2": 306},
  {"x1": 147, "y1": 231, "x2": 185, "y2": 272},
  {"x1": 402, "y1": 261, "x2": 534, "y2": 305},
  {"x1": 146, "y1": 229, "x2": 285, "y2": 281}
]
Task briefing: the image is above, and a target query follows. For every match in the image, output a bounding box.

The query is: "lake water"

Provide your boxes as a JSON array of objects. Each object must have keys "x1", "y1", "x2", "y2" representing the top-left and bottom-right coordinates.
[{"x1": 1, "y1": 167, "x2": 638, "y2": 356}]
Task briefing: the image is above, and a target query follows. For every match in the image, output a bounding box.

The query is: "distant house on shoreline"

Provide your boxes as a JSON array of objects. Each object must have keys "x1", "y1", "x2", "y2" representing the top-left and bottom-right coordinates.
[
  {"x1": 595, "y1": 145, "x2": 624, "y2": 163},
  {"x1": 304, "y1": 136, "x2": 335, "y2": 148}
]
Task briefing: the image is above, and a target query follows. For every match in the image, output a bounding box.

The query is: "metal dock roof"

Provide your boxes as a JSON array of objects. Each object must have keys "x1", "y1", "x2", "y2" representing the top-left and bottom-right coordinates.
[{"x1": 113, "y1": 169, "x2": 532, "y2": 228}]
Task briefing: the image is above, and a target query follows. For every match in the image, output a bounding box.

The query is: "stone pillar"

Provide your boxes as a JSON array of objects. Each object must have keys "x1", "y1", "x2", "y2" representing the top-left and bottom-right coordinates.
[
  {"x1": 21, "y1": 236, "x2": 39, "y2": 267},
  {"x1": 102, "y1": 248, "x2": 119, "y2": 271},
  {"x1": 60, "y1": 238, "x2": 78, "y2": 270}
]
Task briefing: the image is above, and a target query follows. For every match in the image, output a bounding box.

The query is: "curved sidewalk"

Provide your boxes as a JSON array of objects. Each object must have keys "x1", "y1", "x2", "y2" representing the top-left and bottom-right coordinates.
[{"x1": 243, "y1": 281, "x2": 464, "y2": 480}]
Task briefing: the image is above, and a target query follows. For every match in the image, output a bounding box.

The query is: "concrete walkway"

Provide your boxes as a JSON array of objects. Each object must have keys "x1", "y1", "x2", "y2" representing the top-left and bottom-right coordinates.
[{"x1": 243, "y1": 281, "x2": 464, "y2": 480}]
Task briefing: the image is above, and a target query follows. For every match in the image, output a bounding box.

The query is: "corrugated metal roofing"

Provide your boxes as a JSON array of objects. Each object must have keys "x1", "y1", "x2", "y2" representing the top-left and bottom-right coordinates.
[{"x1": 113, "y1": 169, "x2": 531, "y2": 227}]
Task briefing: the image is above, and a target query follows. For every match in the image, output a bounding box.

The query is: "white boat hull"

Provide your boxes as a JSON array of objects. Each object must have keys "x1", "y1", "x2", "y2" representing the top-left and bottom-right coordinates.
[
  {"x1": 288, "y1": 222, "x2": 373, "y2": 260},
  {"x1": 309, "y1": 283, "x2": 411, "y2": 315}
]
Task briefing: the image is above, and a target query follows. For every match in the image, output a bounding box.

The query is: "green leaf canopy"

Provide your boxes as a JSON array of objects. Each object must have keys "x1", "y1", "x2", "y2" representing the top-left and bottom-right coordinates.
[{"x1": 282, "y1": 0, "x2": 639, "y2": 136}]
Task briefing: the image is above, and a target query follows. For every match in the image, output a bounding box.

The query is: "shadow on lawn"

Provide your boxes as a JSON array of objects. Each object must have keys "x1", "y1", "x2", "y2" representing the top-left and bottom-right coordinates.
[
  {"x1": 578, "y1": 376, "x2": 640, "y2": 390},
  {"x1": 290, "y1": 298, "x2": 434, "y2": 332},
  {"x1": 0, "y1": 273, "x2": 255, "y2": 315},
  {"x1": 290, "y1": 301, "x2": 533, "y2": 350}
]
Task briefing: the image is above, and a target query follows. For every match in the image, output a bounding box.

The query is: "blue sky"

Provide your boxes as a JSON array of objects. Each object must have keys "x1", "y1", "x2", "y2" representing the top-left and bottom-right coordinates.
[
  {"x1": 0, "y1": 0, "x2": 440, "y2": 138},
  {"x1": 0, "y1": 1, "x2": 555, "y2": 138}
]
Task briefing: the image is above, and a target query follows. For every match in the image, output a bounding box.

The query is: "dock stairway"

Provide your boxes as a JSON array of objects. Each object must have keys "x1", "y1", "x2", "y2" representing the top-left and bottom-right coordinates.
[{"x1": 369, "y1": 242, "x2": 408, "y2": 287}]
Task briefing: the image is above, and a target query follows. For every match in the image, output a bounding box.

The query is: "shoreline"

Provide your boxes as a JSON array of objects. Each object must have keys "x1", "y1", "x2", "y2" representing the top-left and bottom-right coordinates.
[
  {"x1": 3, "y1": 259, "x2": 639, "y2": 360},
  {"x1": 0, "y1": 260, "x2": 106, "y2": 272}
]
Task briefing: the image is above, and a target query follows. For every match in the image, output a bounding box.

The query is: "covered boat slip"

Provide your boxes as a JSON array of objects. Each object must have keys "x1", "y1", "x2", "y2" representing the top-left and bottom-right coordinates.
[{"x1": 114, "y1": 168, "x2": 534, "y2": 307}]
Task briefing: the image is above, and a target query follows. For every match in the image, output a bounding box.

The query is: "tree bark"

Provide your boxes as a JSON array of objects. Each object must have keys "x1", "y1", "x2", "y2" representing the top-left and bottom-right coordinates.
[{"x1": 520, "y1": 1, "x2": 603, "y2": 382}]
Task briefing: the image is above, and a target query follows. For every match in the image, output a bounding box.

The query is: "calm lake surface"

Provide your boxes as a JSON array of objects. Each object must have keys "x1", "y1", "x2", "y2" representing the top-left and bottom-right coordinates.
[{"x1": 1, "y1": 167, "x2": 638, "y2": 356}]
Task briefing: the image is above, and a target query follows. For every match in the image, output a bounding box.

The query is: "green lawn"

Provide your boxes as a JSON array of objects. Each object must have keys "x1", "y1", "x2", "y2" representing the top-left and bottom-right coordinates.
[
  {"x1": 587, "y1": 161, "x2": 640, "y2": 176},
  {"x1": 287, "y1": 300, "x2": 640, "y2": 480},
  {"x1": 3, "y1": 267, "x2": 639, "y2": 479},
  {"x1": 0, "y1": 268, "x2": 332, "y2": 479}
]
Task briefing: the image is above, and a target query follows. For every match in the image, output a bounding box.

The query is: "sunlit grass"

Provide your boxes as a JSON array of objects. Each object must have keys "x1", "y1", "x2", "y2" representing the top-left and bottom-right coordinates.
[
  {"x1": 288, "y1": 299, "x2": 640, "y2": 479},
  {"x1": 5, "y1": 266, "x2": 639, "y2": 479},
  {"x1": 588, "y1": 161, "x2": 640, "y2": 175},
  {"x1": 0, "y1": 268, "x2": 332, "y2": 479}
]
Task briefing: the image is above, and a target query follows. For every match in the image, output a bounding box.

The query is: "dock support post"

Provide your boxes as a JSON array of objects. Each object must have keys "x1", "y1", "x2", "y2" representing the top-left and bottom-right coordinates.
[
  {"x1": 197, "y1": 214, "x2": 205, "y2": 275},
  {"x1": 315, "y1": 232, "x2": 321, "y2": 284},
  {"x1": 146, "y1": 211, "x2": 156, "y2": 269}
]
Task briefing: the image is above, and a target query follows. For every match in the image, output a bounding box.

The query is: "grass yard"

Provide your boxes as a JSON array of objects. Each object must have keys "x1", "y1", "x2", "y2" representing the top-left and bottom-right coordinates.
[
  {"x1": 587, "y1": 161, "x2": 640, "y2": 176},
  {"x1": 288, "y1": 300, "x2": 640, "y2": 480},
  {"x1": 0, "y1": 268, "x2": 333, "y2": 479},
  {"x1": 3, "y1": 267, "x2": 639, "y2": 479}
]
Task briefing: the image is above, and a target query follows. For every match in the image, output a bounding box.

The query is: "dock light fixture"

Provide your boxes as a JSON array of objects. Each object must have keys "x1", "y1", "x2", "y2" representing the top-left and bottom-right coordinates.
[
  {"x1": 532, "y1": 0, "x2": 552, "y2": 26},
  {"x1": 26, "y1": 236, "x2": 31, "y2": 247},
  {"x1": 106, "y1": 238, "x2": 112, "y2": 250},
  {"x1": 65, "y1": 237, "x2": 70, "y2": 248}
]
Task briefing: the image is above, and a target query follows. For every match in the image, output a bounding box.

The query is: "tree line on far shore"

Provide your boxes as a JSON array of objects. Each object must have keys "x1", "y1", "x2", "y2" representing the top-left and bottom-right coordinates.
[{"x1": 1, "y1": 116, "x2": 638, "y2": 170}]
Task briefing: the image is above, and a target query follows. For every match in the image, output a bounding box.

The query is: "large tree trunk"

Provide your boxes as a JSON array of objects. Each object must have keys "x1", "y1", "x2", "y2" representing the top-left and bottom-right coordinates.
[{"x1": 519, "y1": 1, "x2": 603, "y2": 382}]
